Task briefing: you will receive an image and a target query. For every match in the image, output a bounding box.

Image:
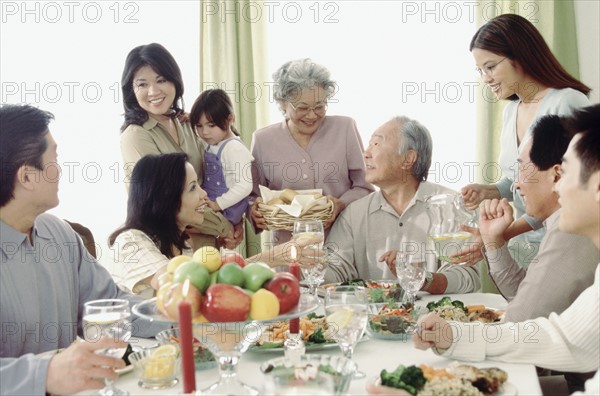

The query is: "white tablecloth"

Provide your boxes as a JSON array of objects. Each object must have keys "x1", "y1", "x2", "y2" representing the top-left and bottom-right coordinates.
[{"x1": 93, "y1": 293, "x2": 543, "y2": 395}]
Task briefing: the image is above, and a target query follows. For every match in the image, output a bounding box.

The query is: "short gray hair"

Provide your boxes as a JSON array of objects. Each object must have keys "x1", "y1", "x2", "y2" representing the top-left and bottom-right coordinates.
[
  {"x1": 272, "y1": 59, "x2": 336, "y2": 103},
  {"x1": 392, "y1": 116, "x2": 433, "y2": 181}
]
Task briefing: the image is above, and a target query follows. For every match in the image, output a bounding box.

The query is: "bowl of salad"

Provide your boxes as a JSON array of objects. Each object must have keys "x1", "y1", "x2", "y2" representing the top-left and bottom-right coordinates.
[{"x1": 367, "y1": 303, "x2": 426, "y2": 340}]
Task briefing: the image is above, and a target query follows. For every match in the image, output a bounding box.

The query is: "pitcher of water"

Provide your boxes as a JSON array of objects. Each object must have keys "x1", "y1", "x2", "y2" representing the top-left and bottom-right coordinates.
[{"x1": 425, "y1": 193, "x2": 478, "y2": 263}]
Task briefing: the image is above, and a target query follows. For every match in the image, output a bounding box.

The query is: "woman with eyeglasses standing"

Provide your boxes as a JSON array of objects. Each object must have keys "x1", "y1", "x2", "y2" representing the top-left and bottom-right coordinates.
[
  {"x1": 249, "y1": 58, "x2": 374, "y2": 243},
  {"x1": 458, "y1": 14, "x2": 590, "y2": 269},
  {"x1": 119, "y1": 43, "x2": 240, "y2": 250}
]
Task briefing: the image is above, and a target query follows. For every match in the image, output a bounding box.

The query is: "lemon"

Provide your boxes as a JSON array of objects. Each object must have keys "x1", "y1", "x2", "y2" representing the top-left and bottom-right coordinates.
[
  {"x1": 152, "y1": 344, "x2": 177, "y2": 358},
  {"x1": 326, "y1": 308, "x2": 353, "y2": 330},
  {"x1": 143, "y1": 345, "x2": 177, "y2": 380}
]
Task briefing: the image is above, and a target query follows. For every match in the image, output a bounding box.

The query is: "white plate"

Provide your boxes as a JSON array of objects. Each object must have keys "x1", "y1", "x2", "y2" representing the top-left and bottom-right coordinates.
[
  {"x1": 367, "y1": 376, "x2": 517, "y2": 395},
  {"x1": 36, "y1": 347, "x2": 136, "y2": 375},
  {"x1": 249, "y1": 334, "x2": 370, "y2": 354}
]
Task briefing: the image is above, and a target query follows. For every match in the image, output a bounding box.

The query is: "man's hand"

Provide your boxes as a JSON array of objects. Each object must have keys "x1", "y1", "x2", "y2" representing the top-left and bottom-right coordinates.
[
  {"x1": 46, "y1": 338, "x2": 127, "y2": 395},
  {"x1": 249, "y1": 198, "x2": 268, "y2": 230},
  {"x1": 478, "y1": 198, "x2": 514, "y2": 251},
  {"x1": 448, "y1": 225, "x2": 484, "y2": 267},
  {"x1": 378, "y1": 250, "x2": 398, "y2": 276},
  {"x1": 461, "y1": 184, "x2": 501, "y2": 210},
  {"x1": 412, "y1": 312, "x2": 453, "y2": 351},
  {"x1": 323, "y1": 195, "x2": 346, "y2": 230}
]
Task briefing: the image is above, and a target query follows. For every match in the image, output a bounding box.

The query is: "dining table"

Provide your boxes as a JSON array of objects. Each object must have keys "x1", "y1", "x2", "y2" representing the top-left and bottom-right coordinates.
[{"x1": 82, "y1": 292, "x2": 543, "y2": 395}]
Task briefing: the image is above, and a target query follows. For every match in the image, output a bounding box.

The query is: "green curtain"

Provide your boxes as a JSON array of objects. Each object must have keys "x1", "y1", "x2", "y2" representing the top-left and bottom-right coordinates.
[
  {"x1": 199, "y1": 0, "x2": 270, "y2": 257},
  {"x1": 474, "y1": 0, "x2": 581, "y2": 292}
]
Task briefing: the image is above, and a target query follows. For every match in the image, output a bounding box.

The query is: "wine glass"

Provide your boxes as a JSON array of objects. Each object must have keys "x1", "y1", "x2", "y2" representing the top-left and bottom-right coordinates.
[
  {"x1": 324, "y1": 285, "x2": 368, "y2": 379},
  {"x1": 395, "y1": 252, "x2": 427, "y2": 306},
  {"x1": 83, "y1": 299, "x2": 132, "y2": 396},
  {"x1": 292, "y1": 220, "x2": 326, "y2": 296}
]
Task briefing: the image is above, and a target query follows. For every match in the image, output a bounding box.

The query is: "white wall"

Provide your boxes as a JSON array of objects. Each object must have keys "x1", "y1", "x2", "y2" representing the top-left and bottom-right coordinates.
[{"x1": 574, "y1": 0, "x2": 600, "y2": 103}]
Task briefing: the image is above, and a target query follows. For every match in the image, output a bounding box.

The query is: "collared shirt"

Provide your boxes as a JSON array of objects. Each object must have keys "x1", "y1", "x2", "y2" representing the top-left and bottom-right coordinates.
[
  {"x1": 250, "y1": 115, "x2": 374, "y2": 243},
  {"x1": 0, "y1": 214, "x2": 164, "y2": 395},
  {"x1": 486, "y1": 209, "x2": 599, "y2": 322},
  {"x1": 109, "y1": 229, "x2": 194, "y2": 298},
  {"x1": 439, "y1": 265, "x2": 600, "y2": 396},
  {"x1": 325, "y1": 181, "x2": 481, "y2": 293}
]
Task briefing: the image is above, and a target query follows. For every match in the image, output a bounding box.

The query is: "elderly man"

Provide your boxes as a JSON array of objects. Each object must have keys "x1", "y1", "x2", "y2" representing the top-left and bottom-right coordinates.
[
  {"x1": 324, "y1": 116, "x2": 480, "y2": 294},
  {"x1": 0, "y1": 104, "x2": 163, "y2": 395},
  {"x1": 414, "y1": 104, "x2": 600, "y2": 395}
]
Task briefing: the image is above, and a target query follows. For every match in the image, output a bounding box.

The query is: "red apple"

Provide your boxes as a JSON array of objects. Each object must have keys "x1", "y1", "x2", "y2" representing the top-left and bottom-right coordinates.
[
  {"x1": 220, "y1": 250, "x2": 246, "y2": 269},
  {"x1": 265, "y1": 272, "x2": 300, "y2": 314},
  {"x1": 201, "y1": 284, "x2": 251, "y2": 322},
  {"x1": 160, "y1": 282, "x2": 203, "y2": 320}
]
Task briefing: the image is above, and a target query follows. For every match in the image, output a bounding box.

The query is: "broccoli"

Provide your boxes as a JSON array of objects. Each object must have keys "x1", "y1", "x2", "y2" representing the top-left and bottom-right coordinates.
[
  {"x1": 426, "y1": 296, "x2": 467, "y2": 313},
  {"x1": 306, "y1": 312, "x2": 324, "y2": 320},
  {"x1": 341, "y1": 278, "x2": 367, "y2": 287},
  {"x1": 307, "y1": 327, "x2": 327, "y2": 344},
  {"x1": 380, "y1": 365, "x2": 427, "y2": 395}
]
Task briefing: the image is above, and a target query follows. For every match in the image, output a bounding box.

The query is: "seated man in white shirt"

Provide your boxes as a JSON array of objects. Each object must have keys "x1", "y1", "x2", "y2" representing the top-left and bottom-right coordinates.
[
  {"x1": 413, "y1": 104, "x2": 600, "y2": 395},
  {"x1": 324, "y1": 116, "x2": 481, "y2": 294}
]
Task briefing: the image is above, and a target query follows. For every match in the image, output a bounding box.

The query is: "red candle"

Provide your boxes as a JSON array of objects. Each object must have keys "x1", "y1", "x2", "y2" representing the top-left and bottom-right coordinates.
[
  {"x1": 289, "y1": 246, "x2": 300, "y2": 334},
  {"x1": 178, "y1": 280, "x2": 196, "y2": 394}
]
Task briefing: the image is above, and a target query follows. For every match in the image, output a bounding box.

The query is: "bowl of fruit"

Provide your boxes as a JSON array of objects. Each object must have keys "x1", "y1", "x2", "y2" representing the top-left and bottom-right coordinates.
[{"x1": 134, "y1": 246, "x2": 319, "y2": 395}]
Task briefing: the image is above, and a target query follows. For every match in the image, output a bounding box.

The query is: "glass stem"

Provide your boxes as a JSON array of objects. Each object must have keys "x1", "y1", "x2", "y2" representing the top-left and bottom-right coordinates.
[{"x1": 217, "y1": 354, "x2": 240, "y2": 380}]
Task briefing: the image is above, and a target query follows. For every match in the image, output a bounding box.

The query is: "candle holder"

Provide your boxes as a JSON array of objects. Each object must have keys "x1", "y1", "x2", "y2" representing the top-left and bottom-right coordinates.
[{"x1": 133, "y1": 294, "x2": 319, "y2": 395}]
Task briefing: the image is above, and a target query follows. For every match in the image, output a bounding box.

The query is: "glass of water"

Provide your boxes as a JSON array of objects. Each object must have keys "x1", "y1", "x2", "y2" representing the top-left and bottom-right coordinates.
[
  {"x1": 292, "y1": 220, "x2": 326, "y2": 296},
  {"x1": 83, "y1": 299, "x2": 132, "y2": 396},
  {"x1": 395, "y1": 253, "x2": 427, "y2": 306},
  {"x1": 324, "y1": 285, "x2": 368, "y2": 379}
]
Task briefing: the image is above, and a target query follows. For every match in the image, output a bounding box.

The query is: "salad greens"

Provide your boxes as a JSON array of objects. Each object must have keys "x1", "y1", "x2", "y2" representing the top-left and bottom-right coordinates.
[{"x1": 380, "y1": 365, "x2": 427, "y2": 395}]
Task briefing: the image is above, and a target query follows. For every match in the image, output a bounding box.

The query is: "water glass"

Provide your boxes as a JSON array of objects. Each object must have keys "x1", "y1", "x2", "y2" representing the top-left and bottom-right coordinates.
[
  {"x1": 395, "y1": 253, "x2": 427, "y2": 306},
  {"x1": 324, "y1": 285, "x2": 368, "y2": 379},
  {"x1": 83, "y1": 299, "x2": 132, "y2": 396},
  {"x1": 292, "y1": 220, "x2": 325, "y2": 296}
]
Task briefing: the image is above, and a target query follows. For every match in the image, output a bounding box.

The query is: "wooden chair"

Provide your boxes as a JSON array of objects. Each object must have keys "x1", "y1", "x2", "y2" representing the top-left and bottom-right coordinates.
[{"x1": 64, "y1": 220, "x2": 97, "y2": 259}]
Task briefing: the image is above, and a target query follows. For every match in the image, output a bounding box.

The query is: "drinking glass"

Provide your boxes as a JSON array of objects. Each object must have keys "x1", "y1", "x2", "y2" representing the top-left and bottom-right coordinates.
[
  {"x1": 395, "y1": 253, "x2": 427, "y2": 306},
  {"x1": 292, "y1": 220, "x2": 326, "y2": 296},
  {"x1": 324, "y1": 285, "x2": 368, "y2": 379},
  {"x1": 83, "y1": 299, "x2": 132, "y2": 396}
]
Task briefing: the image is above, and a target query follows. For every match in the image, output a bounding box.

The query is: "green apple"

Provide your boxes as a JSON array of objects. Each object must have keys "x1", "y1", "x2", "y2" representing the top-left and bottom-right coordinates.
[
  {"x1": 242, "y1": 262, "x2": 275, "y2": 292},
  {"x1": 193, "y1": 246, "x2": 221, "y2": 273},
  {"x1": 174, "y1": 261, "x2": 210, "y2": 293},
  {"x1": 217, "y1": 262, "x2": 245, "y2": 287}
]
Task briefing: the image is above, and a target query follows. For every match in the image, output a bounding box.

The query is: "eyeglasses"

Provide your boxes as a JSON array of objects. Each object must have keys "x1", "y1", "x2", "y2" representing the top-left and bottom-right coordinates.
[
  {"x1": 288, "y1": 101, "x2": 328, "y2": 117},
  {"x1": 475, "y1": 57, "x2": 507, "y2": 77}
]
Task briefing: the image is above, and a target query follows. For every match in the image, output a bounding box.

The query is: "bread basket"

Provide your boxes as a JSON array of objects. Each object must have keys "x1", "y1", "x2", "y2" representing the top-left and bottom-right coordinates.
[{"x1": 257, "y1": 188, "x2": 334, "y2": 231}]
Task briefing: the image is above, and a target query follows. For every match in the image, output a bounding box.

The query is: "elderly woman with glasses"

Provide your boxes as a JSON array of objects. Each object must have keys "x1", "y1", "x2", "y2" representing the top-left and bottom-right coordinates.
[
  {"x1": 456, "y1": 14, "x2": 590, "y2": 269},
  {"x1": 249, "y1": 58, "x2": 374, "y2": 243}
]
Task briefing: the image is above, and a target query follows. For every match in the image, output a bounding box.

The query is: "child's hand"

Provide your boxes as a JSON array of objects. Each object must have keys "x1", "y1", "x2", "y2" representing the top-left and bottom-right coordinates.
[{"x1": 207, "y1": 199, "x2": 221, "y2": 212}]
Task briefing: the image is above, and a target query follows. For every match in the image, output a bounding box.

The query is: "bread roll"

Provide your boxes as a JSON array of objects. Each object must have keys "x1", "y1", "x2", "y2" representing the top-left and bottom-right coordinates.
[
  {"x1": 266, "y1": 197, "x2": 285, "y2": 205},
  {"x1": 280, "y1": 188, "x2": 298, "y2": 204}
]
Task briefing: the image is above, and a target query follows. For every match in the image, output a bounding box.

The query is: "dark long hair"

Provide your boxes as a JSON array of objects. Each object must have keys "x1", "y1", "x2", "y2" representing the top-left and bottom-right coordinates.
[
  {"x1": 470, "y1": 14, "x2": 590, "y2": 100},
  {"x1": 189, "y1": 89, "x2": 240, "y2": 136},
  {"x1": 120, "y1": 43, "x2": 185, "y2": 132},
  {"x1": 109, "y1": 153, "x2": 189, "y2": 258}
]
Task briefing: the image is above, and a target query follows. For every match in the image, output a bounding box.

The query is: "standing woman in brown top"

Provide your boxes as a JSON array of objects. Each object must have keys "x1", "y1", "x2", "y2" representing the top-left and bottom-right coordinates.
[{"x1": 119, "y1": 43, "x2": 241, "y2": 249}]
